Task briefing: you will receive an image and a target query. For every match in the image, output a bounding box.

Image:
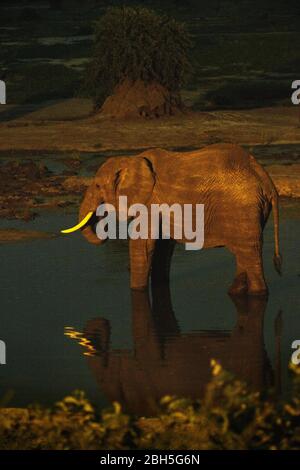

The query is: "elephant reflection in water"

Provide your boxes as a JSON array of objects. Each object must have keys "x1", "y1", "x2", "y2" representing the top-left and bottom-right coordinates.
[{"x1": 84, "y1": 285, "x2": 281, "y2": 416}]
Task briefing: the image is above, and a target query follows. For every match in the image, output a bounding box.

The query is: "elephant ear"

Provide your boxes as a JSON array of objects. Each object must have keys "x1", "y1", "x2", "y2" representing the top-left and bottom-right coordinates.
[{"x1": 114, "y1": 157, "x2": 156, "y2": 208}]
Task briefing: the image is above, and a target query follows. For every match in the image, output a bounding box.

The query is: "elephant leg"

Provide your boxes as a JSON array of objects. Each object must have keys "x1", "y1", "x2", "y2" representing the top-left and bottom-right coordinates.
[
  {"x1": 247, "y1": 253, "x2": 268, "y2": 296},
  {"x1": 231, "y1": 244, "x2": 268, "y2": 296},
  {"x1": 151, "y1": 238, "x2": 175, "y2": 285},
  {"x1": 228, "y1": 256, "x2": 248, "y2": 295},
  {"x1": 228, "y1": 272, "x2": 248, "y2": 295},
  {"x1": 129, "y1": 238, "x2": 155, "y2": 290}
]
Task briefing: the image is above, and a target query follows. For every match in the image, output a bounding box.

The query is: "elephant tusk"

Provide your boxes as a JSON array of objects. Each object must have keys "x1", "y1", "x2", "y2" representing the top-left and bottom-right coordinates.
[{"x1": 61, "y1": 211, "x2": 94, "y2": 234}]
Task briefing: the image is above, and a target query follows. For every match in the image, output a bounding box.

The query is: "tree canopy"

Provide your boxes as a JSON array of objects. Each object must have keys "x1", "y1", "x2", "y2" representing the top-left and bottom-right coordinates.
[{"x1": 84, "y1": 6, "x2": 192, "y2": 109}]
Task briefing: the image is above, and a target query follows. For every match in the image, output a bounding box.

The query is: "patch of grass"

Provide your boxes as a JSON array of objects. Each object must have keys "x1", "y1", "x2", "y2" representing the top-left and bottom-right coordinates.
[
  {"x1": 191, "y1": 32, "x2": 300, "y2": 78},
  {"x1": 1, "y1": 42, "x2": 92, "y2": 62},
  {"x1": 8, "y1": 64, "x2": 81, "y2": 104},
  {"x1": 1, "y1": 362, "x2": 300, "y2": 450},
  {"x1": 201, "y1": 79, "x2": 290, "y2": 109}
]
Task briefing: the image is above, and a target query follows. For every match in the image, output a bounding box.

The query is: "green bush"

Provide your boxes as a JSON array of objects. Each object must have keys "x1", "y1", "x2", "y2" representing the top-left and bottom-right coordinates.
[
  {"x1": 1, "y1": 361, "x2": 300, "y2": 450},
  {"x1": 82, "y1": 6, "x2": 192, "y2": 108}
]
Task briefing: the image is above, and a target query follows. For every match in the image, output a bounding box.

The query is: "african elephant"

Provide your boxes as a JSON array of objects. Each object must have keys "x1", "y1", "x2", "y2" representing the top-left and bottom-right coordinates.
[
  {"x1": 82, "y1": 282, "x2": 279, "y2": 416},
  {"x1": 78, "y1": 143, "x2": 281, "y2": 295}
]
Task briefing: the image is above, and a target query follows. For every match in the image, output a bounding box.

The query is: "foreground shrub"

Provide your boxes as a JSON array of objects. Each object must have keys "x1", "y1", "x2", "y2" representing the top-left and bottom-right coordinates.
[{"x1": 1, "y1": 361, "x2": 299, "y2": 450}]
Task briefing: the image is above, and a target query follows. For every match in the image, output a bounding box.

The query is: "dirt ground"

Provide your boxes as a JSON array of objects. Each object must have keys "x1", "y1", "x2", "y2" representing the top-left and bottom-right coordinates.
[
  {"x1": 0, "y1": 99, "x2": 299, "y2": 226},
  {"x1": 0, "y1": 99, "x2": 299, "y2": 152}
]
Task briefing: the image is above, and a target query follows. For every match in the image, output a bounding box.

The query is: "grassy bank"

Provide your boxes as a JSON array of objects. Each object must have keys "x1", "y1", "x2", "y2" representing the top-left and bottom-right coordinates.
[
  {"x1": 1, "y1": 362, "x2": 300, "y2": 450},
  {"x1": 0, "y1": 104, "x2": 299, "y2": 153}
]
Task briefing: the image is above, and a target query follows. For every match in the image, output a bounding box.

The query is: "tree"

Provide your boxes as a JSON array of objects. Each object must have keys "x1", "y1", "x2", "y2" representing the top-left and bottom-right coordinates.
[{"x1": 84, "y1": 6, "x2": 192, "y2": 118}]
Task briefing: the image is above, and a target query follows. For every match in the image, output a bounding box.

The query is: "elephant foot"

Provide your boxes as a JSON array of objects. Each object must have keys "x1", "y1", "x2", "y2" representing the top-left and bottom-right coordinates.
[
  {"x1": 247, "y1": 287, "x2": 269, "y2": 297},
  {"x1": 130, "y1": 270, "x2": 150, "y2": 291},
  {"x1": 130, "y1": 284, "x2": 148, "y2": 291},
  {"x1": 247, "y1": 276, "x2": 269, "y2": 297},
  {"x1": 228, "y1": 272, "x2": 248, "y2": 296}
]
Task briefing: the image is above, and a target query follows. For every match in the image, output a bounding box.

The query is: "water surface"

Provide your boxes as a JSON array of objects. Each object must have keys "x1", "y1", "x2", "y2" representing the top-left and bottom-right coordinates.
[{"x1": 0, "y1": 200, "x2": 299, "y2": 414}]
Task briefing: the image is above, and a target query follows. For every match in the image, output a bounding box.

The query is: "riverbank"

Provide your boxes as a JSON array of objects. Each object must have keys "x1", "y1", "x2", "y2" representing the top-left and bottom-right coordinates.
[
  {"x1": 0, "y1": 102, "x2": 299, "y2": 223},
  {"x1": 0, "y1": 101, "x2": 299, "y2": 152},
  {"x1": 0, "y1": 149, "x2": 299, "y2": 223},
  {"x1": 1, "y1": 363, "x2": 300, "y2": 450}
]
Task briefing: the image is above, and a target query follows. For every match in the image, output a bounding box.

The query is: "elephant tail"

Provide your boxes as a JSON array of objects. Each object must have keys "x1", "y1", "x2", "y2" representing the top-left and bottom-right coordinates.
[
  {"x1": 271, "y1": 191, "x2": 282, "y2": 276},
  {"x1": 249, "y1": 154, "x2": 282, "y2": 275}
]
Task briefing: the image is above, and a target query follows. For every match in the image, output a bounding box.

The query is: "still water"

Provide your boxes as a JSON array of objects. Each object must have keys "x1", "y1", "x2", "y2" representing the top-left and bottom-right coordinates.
[{"x1": 0, "y1": 201, "x2": 300, "y2": 415}]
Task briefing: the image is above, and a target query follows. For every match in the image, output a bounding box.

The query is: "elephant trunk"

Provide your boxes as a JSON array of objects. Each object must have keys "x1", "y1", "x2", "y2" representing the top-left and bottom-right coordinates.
[
  {"x1": 81, "y1": 222, "x2": 101, "y2": 245},
  {"x1": 79, "y1": 183, "x2": 102, "y2": 245}
]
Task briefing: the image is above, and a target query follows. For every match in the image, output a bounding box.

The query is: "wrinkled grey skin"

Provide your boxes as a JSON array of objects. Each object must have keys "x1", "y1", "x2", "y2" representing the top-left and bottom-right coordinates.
[{"x1": 79, "y1": 143, "x2": 281, "y2": 295}]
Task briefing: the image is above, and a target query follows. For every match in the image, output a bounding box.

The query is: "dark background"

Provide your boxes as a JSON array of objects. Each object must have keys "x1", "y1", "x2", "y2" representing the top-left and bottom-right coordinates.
[{"x1": 1, "y1": 0, "x2": 299, "y2": 109}]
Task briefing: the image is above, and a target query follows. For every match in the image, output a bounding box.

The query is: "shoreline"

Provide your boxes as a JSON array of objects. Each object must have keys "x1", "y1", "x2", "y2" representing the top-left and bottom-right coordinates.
[
  {"x1": 0, "y1": 103, "x2": 299, "y2": 153},
  {"x1": 0, "y1": 102, "x2": 299, "y2": 221}
]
